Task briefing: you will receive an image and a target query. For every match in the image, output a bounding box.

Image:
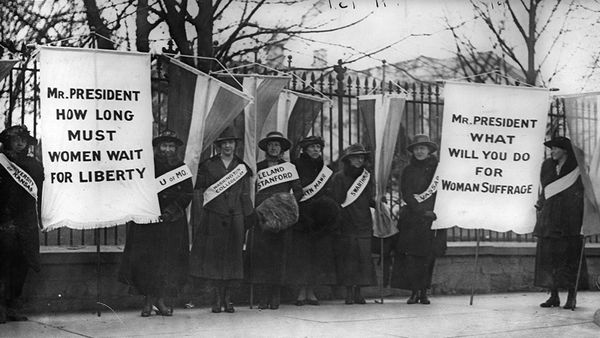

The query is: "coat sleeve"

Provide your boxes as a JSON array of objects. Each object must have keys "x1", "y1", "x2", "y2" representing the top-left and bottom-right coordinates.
[
  {"x1": 163, "y1": 177, "x2": 194, "y2": 219},
  {"x1": 401, "y1": 167, "x2": 426, "y2": 216}
]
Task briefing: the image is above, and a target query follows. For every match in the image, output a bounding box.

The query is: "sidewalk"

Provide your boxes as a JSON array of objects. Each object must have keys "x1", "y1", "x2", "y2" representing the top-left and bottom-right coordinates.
[{"x1": 3, "y1": 292, "x2": 599, "y2": 338}]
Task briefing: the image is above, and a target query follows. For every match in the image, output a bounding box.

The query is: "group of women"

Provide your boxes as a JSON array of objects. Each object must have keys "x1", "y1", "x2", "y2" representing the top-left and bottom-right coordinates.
[{"x1": 117, "y1": 126, "x2": 587, "y2": 317}]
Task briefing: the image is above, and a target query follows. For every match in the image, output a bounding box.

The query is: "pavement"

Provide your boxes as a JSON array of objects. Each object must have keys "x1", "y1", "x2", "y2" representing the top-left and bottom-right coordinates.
[{"x1": 2, "y1": 292, "x2": 599, "y2": 338}]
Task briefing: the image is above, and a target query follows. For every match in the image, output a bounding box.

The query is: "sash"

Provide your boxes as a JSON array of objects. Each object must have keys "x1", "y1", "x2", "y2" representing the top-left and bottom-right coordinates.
[
  {"x1": 341, "y1": 169, "x2": 370, "y2": 208},
  {"x1": 544, "y1": 167, "x2": 580, "y2": 200},
  {"x1": 256, "y1": 162, "x2": 299, "y2": 192},
  {"x1": 156, "y1": 164, "x2": 192, "y2": 193},
  {"x1": 203, "y1": 163, "x2": 248, "y2": 206},
  {"x1": 0, "y1": 153, "x2": 38, "y2": 200},
  {"x1": 413, "y1": 175, "x2": 439, "y2": 203},
  {"x1": 300, "y1": 165, "x2": 333, "y2": 202}
]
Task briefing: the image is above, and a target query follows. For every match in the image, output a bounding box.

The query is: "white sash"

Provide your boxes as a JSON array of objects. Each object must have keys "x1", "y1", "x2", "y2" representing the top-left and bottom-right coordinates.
[
  {"x1": 156, "y1": 164, "x2": 192, "y2": 193},
  {"x1": 0, "y1": 153, "x2": 38, "y2": 200},
  {"x1": 544, "y1": 167, "x2": 580, "y2": 200},
  {"x1": 413, "y1": 175, "x2": 439, "y2": 203},
  {"x1": 300, "y1": 165, "x2": 333, "y2": 202},
  {"x1": 256, "y1": 162, "x2": 299, "y2": 192},
  {"x1": 341, "y1": 169, "x2": 370, "y2": 208},
  {"x1": 203, "y1": 163, "x2": 247, "y2": 206}
]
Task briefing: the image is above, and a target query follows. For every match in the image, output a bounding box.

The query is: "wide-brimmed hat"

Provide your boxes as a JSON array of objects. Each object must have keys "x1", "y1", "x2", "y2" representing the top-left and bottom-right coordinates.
[
  {"x1": 0, "y1": 125, "x2": 37, "y2": 146},
  {"x1": 544, "y1": 136, "x2": 572, "y2": 151},
  {"x1": 258, "y1": 131, "x2": 291, "y2": 152},
  {"x1": 214, "y1": 126, "x2": 240, "y2": 145},
  {"x1": 152, "y1": 129, "x2": 184, "y2": 147},
  {"x1": 340, "y1": 143, "x2": 370, "y2": 161},
  {"x1": 298, "y1": 135, "x2": 325, "y2": 150},
  {"x1": 407, "y1": 134, "x2": 438, "y2": 153}
]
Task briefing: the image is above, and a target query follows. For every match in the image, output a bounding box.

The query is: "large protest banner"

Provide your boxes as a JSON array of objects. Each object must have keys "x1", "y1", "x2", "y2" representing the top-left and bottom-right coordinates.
[
  {"x1": 432, "y1": 81, "x2": 550, "y2": 233},
  {"x1": 40, "y1": 46, "x2": 161, "y2": 230}
]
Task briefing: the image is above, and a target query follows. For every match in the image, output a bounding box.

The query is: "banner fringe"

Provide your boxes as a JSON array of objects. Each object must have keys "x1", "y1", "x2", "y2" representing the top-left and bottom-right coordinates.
[{"x1": 42, "y1": 216, "x2": 161, "y2": 232}]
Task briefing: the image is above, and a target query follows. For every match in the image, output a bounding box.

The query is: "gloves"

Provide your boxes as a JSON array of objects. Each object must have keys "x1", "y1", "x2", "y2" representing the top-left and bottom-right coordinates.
[
  {"x1": 160, "y1": 204, "x2": 182, "y2": 222},
  {"x1": 423, "y1": 210, "x2": 437, "y2": 220},
  {"x1": 244, "y1": 211, "x2": 258, "y2": 230}
]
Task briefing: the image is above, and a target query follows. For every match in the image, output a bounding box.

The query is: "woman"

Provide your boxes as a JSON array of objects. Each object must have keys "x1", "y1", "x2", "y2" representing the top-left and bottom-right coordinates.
[
  {"x1": 118, "y1": 130, "x2": 193, "y2": 317},
  {"x1": 330, "y1": 143, "x2": 376, "y2": 305},
  {"x1": 391, "y1": 134, "x2": 446, "y2": 305},
  {"x1": 0, "y1": 125, "x2": 43, "y2": 323},
  {"x1": 189, "y1": 127, "x2": 253, "y2": 313},
  {"x1": 534, "y1": 136, "x2": 587, "y2": 310},
  {"x1": 285, "y1": 136, "x2": 339, "y2": 306}
]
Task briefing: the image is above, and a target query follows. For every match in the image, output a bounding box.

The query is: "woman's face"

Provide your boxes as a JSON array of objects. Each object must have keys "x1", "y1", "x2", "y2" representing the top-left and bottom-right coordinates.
[
  {"x1": 413, "y1": 145, "x2": 431, "y2": 161},
  {"x1": 551, "y1": 146, "x2": 567, "y2": 162},
  {"x1": 305, "y1": 143, "x2": 322, "y2": 159},
  {"x1": 219, "y1": 140, "x2": 236, "y2": 156},
  {"x1": 9, "y1": 135, "x2": 28, "y2": 152},
  {"x1": 347, "y1": 154, "x2": 364, "y2": 168},
  {"x1": 158, "y1": 141, "x2": 177, "y2": 157},
  {"x1": 267, "y1": 141, "x2": 282, "y2": 157}
]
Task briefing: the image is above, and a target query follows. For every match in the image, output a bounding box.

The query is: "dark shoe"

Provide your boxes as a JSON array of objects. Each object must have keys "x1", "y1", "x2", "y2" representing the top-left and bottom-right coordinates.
[
  {"x1": 419, "y1": 294, "x2": 431, "y2": 305},
  {"x1": 211, "y1": 305, "x2": 222, "y2": 313},
  {"x1": 212, "y1": 287, "x2": 223, "y2": 313},
  {"x1": 269, "y1": 304, "x2": 279, "y2": 310},
  {"x1": 345, "y1": 287, "x2": 354, "y2": 305},
  {"x1": 295, "y1": 300, "x2": 306, "y2": 306},
  {"x1": 141, "y1": 305, "x2": 152, "y2": 317},
  {"x1": 540, "y1": 296, "x2": 560, "y2": 308},
  {"x1": 354, "y1": 287, "x2": 366, "y2": 304},
  {"x1": 306, "y1": 299, "x2": 319, "y2": 306},
  {"x1": 155, "y1": 306, "x2": 173, "y2": 316},
  {"x1": 270, "y1": 288, "x2": 280, "y2": 310},
  {"x1": 563, "y1": 290, "x2": 576, "y2": 310},
  {"x1": 258, "y1": 300, "x2": 269, "y2": 310},
  {"x1": 0, "y1": 306, "x2": 7, "y2": 324},
  {"x1": 407, "y1": 293, "x2": 419, "y2": 305},
  {"x1": 223, "y1": 303, "x2": 235, "y2": 313}
]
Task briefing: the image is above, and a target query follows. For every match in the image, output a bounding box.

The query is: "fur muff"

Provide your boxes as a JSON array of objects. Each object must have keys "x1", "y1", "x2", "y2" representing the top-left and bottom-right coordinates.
[{"x1": 256, "y1": 192, "x2": 299, "y2": 232}]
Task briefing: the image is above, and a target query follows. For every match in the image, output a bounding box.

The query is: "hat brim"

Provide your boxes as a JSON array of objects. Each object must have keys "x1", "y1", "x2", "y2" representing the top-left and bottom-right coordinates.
[
  {"x1": 299, "y1": 139, "x2": 325, "y2": 149},
  {"x1": 0, "y1": 132, "x2": 37, "y2": 146},
  {"x1": 153, "y1": 136, "x2": 184, "y2": 147},
  {"x1": 341, "y1": 151, "x2": 370, "y2": 161},
  {"x1": 214, "y1": 137, "x2": 241, "y2": 144},
  {"x1": 543, "y1": 139, "x2": 570, "y2": 150},
  {"x1": 407, "y1": 141, "x2": 438, "y2": 153},
  {"x1": 258, "y1": 137, "x2": 291, "y2": 152}
]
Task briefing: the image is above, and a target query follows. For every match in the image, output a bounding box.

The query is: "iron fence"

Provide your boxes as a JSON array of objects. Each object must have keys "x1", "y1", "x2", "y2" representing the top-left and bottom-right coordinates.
[{"x1": 1, "y1": 56, "x2": 593, "y2": 246}]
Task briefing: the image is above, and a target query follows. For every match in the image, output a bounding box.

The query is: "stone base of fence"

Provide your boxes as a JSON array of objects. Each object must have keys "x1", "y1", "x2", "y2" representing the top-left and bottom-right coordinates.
[{"x1": 20, "y1": 243, "x2": 600, "y2": 313}]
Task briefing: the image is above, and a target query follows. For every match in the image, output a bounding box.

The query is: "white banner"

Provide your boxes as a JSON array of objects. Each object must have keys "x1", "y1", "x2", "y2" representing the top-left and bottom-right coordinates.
[
  {"x1": 40, "y1": 46, "x2": 161, "y2": 230},
  {"x1": 432, "y1": 81, "x2": 549, "y2": 233}
]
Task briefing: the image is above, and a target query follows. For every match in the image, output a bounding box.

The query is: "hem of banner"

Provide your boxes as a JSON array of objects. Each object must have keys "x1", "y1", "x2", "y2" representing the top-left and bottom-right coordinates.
[{"x1": 42, "y1": 216, "x2": 161, "y2": 231}]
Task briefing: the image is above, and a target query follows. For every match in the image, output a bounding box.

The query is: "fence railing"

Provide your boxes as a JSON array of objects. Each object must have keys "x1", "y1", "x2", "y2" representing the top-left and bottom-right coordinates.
[{"x1": 1, "y1": 57, "x2": 593, "y2": 246}]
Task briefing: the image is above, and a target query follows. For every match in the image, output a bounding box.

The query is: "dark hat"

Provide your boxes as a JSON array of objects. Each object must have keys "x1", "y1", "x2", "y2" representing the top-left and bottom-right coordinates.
[
  {"x1": 298, "y1": 135, "x2": 325, "y2": 150},
  {"x1": 258, "y1": 131, "x2": 291, "y2": 152},
  {"x1": 544, "y1": 136, "x2": 572, "y2": 150},
  {"x1": 407, "y1": 134, "x2": 438, "y2": 153},
  {"x1": 214, "y1": 126, "x2": 240, "y2": 145},
  {"x1": 0, "y1": 125, "x2": 37, "y2": 146},
  {"x1": 152, "y1": 129, "x2": 184, "y2": 147},
  {"x1": 340, "y1": 143, "x2": 370, "y2": 161}
]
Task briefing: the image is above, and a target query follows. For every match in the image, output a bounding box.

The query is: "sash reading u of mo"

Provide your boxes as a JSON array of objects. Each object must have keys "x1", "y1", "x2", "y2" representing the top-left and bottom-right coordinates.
[
  {"x1": 256, "y1": 162, "x2": 299, "y2": 192},
  {"x1": 156, "y1": 164, "x2": 192, "y2": 193},
  {"x1": 341, "y1": 169, "x2": 370, "y2": 208}
]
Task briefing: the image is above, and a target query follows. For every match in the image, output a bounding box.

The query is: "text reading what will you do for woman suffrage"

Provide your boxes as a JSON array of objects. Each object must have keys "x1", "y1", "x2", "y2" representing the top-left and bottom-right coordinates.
[
  {"x1": 443, "y1": 114, "x2": 539, "y2": 195},
  {"x1": 46, "y1": 86, "x2": 146, "y2": 184}
]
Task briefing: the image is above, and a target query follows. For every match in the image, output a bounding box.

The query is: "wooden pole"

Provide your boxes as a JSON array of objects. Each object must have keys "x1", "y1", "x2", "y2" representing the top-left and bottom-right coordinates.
[
  {"x1": 572, "y1": 236, "x2": 586, "y2": 311},
  {"x1": 380, "y1": 237, "x2": 384, "y2": 304},
  {"x1": 469, "y1": 229, "x2": 481, "y2": 306},
  {"x1": 95, "y1": 228, "x2": 101, "y2": 317}
]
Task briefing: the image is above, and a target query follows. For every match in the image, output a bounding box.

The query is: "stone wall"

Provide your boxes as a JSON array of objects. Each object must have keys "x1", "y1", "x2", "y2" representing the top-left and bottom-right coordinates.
[{"x1": 21, "y1": 243, "x2": 600, "y2": 313}]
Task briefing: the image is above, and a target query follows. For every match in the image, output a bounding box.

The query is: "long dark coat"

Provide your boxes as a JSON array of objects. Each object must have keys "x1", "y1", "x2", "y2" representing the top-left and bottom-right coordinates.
[
  {"x1": 247, "y1": 159, "x2": 302, "y2": 285},
  {"x1": 0, "y1": 151, "x2": 43, "y2": 304},
  {"x1": 118, "y1": 158, "x2": 193, "y2": 297},
  {"x1": 533, "y1": 157, "x2": 588, "y2": 289},
  {"x1": 330, "y1": 164, "x2": 376, "y2": 287},
  {"x1": 392, "y1": 155, "x2": 446, "y2": 291},
  {"x1": 189, "y1": 155, "x2": 253, "y2": 283},
  {"x1": 284, "y1": 153, "x2": 338, "y2": 286}
]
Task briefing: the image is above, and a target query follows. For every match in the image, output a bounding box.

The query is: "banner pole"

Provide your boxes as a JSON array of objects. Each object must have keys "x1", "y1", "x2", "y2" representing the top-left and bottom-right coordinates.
[
  {"x1": 380, "y1": 236, "x2": 384, "y2": 304},
  {"x1": 249, "y1": 227, "x2": 255, "y2": 309},
  {"x1": 469, "y1": 229, "x2": 481, "y2": 306},
  {"x1": 572, "y1": 236, "x2": 586, "y2": 311},
  {"x1": 95, "y1": 228, "x2": 101, "y2": 317}
]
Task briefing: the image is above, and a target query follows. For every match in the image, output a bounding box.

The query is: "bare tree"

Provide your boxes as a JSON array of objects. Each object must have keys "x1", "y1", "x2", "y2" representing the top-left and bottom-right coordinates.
[{"x1": 446, "y1": 0, "x2": 578, "y2": 86}]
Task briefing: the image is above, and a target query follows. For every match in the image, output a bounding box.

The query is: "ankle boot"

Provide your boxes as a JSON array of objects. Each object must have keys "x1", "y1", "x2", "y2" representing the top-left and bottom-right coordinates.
[
  {"x1": 407, "y1": 290, "x2": 418, "y2": 304},
  {"x1": 345, "y1": 286, "x2": 354, "y2": 305},
  {"x1": 419, "y1": 289, "x2": 430, "y2": 304},
  {"x1": 540, "y1": 289, "x2": 560, "y2": 308},
  {"x1": 211, "y1": 287, "x2": 222, "y2": 313},
  {"x1": 354, "y1": 286, "x2": 366, "y2": 304},
  {"x1": 563, "y1": 289, "x2": 576, "y2": 310},
  {"x1": 223, "y1": 287, "x2": 235, "y2": 313},
  {"x1": 269, "y1": 286, "x2": 280, "y2": 310}
]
